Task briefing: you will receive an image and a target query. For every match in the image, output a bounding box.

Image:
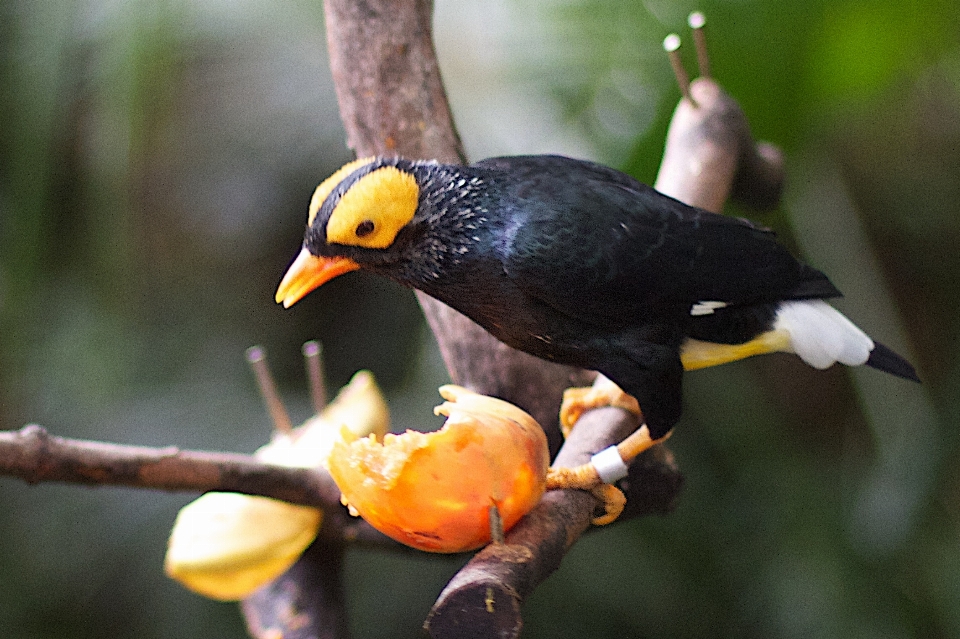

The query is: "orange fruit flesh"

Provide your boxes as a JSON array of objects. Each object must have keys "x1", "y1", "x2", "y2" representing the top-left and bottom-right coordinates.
[{"x1": 328, "y1": 388, "x2": 549, "y2": 553}]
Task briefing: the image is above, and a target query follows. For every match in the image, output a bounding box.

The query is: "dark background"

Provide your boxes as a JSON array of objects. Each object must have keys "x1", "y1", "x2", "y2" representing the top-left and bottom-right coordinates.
[{"x1": 1, "y1": 0, "x2": 958, "y2": 637}]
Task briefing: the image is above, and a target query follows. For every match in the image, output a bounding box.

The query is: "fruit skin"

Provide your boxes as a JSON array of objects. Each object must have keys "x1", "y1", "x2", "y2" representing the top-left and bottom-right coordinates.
[
  {"x1": 164, "y1": 493, "x2": 322, "y2": 601},
  {"x1": 277, "y1": 155, "x2": 919, "y2": 439},
  {"x1": 164, "y1": 371, "x2": 389, "y2": 601},
  {"x1": 328, "y1": 385, "x2": 550, "y2": 553}
]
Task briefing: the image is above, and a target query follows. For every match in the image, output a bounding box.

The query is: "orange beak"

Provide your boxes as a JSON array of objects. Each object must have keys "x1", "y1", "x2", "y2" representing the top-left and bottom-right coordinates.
[{"x1": 275, "y1": 247, "x2": 360, "y2": 308}]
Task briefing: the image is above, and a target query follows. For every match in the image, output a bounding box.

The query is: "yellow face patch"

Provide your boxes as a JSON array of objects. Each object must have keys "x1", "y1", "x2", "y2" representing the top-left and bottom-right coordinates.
[
  {"x1": 324, "y1": 166, "x2": 420, "y2": 249},
  {"x1": 308, "y1": 157, "x2": 376, "y2": 227}
]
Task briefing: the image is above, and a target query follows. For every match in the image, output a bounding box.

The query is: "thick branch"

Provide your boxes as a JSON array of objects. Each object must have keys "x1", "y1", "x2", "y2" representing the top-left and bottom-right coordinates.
[
  {"x1": 0, "y1": 7, "x2": 788, "y2": 639},
  {"x1": 658, "y1": 78, "x2": 784, "y2": 211},
  {"x1": 249, "y1": 3, "x2": 785, "y2": 638},
  {"x1": 323, "y1": 0, "x2": 593, "y2": 444},
  {"x1": 242, "y1": 539, "x2": 351, "y2": 639},
  {"x1": 323, "y1": 0, "x2": 679, "y2": 495},
  {"x1": 424, "y1": 409, "x2": 680, "y2": 637},
  {"x1": 324, "y1": 0, "x2": 464, "y2": 165},
  {"x1": 425, "y1": 84, "x2": 782, "y2": 639}
]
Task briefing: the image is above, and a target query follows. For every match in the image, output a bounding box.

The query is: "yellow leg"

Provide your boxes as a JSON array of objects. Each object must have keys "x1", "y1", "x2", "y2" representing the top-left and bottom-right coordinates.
[
  {"x1": 559, "y1": 376, "x2": 642, "y2": 437},
  {"x1": 616, "y1": 424, "x2": 672, "y2": 465},
  {"x1": 549, "y1": 377, "x2": 670, "y2": 525}
]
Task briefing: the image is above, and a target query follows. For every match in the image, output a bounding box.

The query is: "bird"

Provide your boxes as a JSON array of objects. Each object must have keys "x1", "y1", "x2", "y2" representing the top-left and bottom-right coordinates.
[{"x1": 275, "y1": 154, "x2": 919, "y2": 440}]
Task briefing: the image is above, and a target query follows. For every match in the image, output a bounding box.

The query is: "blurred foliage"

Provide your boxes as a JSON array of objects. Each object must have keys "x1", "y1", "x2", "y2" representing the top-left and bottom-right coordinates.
[{"x1": 0, "y1": 0, "x2": 958, "y2": 638}]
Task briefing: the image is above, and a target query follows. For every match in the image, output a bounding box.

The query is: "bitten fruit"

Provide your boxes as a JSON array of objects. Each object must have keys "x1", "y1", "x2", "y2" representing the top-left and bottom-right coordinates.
[{"x1": 328, "y1": 385, "x2": 549, "y2": 553}]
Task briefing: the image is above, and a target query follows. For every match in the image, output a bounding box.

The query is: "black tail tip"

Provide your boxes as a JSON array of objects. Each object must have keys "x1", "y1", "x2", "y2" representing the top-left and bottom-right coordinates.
[{"x1": 866, "y1": 341, "x2": 920, "y2": 383}]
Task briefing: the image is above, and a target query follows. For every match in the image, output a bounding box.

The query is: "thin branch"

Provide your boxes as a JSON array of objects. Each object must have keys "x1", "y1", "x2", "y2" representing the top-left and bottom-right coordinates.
[
  {"x1": 246, "y1": 346, "x2": 294, "y2": 435},
  {"x1": 0, "y1": 423, "x2": 343, "y2": 507},
  {"x1": 303, "y1": 340, "x2": 329, "y2": 414},
  {"x1": 688, "y1": 12, "x2": 710, "y2": 79},
  {"x1": 663, "y1": 34, "x2": 695, "y2": 105}
]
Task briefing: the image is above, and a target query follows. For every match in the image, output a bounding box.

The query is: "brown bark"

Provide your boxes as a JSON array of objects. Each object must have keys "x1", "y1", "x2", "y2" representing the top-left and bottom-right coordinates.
[
  {"x1": 656, "y1": 77, "x2": 784, "y2": 210},
  {"x1": 241, "y1": 540, "x2": 351, "y2": 639},
  {"x1": 0, "y1": 424, "x2": 341, "y2": 508},
  {"x1": 323, "y1": 0, "x2": 592, "y2": 443}
]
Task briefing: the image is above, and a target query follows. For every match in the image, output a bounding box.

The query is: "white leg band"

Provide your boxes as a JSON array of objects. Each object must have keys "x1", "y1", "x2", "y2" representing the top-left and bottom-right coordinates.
[{"x1": 591, "y1": 445, "x2": 629, "y2": 484}]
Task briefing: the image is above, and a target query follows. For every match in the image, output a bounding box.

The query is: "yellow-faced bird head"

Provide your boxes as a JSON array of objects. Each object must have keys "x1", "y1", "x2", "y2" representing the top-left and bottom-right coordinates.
[{"x1": 276, "y1": 156, "x2": 478, "y2": 307}]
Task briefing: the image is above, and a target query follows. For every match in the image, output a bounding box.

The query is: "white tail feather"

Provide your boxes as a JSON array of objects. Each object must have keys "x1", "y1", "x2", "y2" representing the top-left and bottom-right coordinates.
[{"x1": 773, "y1": 300, "x2": 873, "y2": 369}]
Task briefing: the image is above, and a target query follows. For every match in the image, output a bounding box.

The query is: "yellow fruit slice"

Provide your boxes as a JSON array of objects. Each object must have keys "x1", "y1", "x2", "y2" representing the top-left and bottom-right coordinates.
[
  {"x1": 164, "y1": 371, "x2": 389, "y2": 600},
  {"x1": 164, "y1": 493, "x2": 321, "y2": 601}
]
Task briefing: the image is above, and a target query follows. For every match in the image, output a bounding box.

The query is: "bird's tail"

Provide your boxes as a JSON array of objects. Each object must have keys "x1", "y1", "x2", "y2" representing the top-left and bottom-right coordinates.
[
  {"x1": 773, "y1": 300, "x2": 919, "y2": 382},
  {"x1": 864, "y1": 341, "x2": 921, "y2": 382}
]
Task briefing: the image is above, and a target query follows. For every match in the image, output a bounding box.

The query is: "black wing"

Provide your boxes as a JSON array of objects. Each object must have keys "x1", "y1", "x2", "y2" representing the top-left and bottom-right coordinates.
[{"x1": 476, "y1": 155, "x2": 839, "y2": 328}]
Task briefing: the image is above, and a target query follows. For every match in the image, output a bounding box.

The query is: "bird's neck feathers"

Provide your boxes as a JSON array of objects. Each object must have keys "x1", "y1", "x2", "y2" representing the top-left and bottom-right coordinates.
[
  {"x1": 383, "y1": 163, "x2": 497, "y2": 289},
  {"x1": 412, "y1": 163, "x2": 491, "y2": 228}
]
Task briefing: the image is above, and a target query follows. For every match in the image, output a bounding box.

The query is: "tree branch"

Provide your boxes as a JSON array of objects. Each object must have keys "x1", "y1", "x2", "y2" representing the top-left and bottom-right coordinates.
[
  {"x1": 0, "y1": 424, "x2": 341, "y2": 507},
  {"x1": 241, "y1": 540, "x2": 351, "y2": 639},
  {"x1": 657, "y1": 77, "x2": 784, "y2": 210},
  {"x1": 424, "y1": 409, "x2": 680, "y2": 638},
  {"x1": 0, "y1": 422, "x2": 404, "y2": 639},
  {"x1": 323, "y1": 0, "x2": 593, "y2": 447}
]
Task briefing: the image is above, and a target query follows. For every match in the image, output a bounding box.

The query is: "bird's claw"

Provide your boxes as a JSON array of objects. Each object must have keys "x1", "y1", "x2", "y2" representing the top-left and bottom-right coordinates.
[
  {"x1": 545, "y1": 466, "x2": 626, "y2": 526},
  {"x1": 553, "y1": 378, "x2": 660, "y2": 526},
  {"x1": 559, "y1": 377, "x2": 642, "y2": 437},
  {"x1": 589, "y1": 484, "x2": 627, "y2": 526}
]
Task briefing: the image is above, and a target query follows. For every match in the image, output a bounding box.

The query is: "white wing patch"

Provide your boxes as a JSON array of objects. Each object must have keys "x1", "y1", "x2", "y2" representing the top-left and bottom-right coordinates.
[{"x1": 690, "y1": 301, "x2": 729, "y2": 316}]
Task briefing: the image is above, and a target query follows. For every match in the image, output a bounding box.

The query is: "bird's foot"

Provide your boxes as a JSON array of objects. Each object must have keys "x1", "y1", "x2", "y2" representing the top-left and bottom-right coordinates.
[
  {"x1": 552, "y1": 377, "x2": 671, "y2": 526},
  {"x1": 559, "y1": 376, "x2": 642, "y2": 437},
  {"x1": 546, "y1": 465, "x2": 626, "y2": 525}
]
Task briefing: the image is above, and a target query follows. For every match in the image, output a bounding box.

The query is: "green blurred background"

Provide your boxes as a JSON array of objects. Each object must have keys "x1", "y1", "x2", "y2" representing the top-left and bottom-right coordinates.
[{"x1": 1, "y1": 0, "x2": 958, "y2": 637}]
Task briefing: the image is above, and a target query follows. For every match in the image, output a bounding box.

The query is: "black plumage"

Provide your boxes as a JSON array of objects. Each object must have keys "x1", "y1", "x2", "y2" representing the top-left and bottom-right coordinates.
[{"x1": 278, "y1": 154, "x2": 918, "y2": 438}]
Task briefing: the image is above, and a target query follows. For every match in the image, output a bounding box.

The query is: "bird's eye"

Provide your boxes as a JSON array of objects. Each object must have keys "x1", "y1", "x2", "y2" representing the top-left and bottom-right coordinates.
[
  {"x1": 324, "y1": 166, "x2": 418, "y2": 248},
  {"x1": 355, "y1": 220, "x2": 375, "y2": 237}
]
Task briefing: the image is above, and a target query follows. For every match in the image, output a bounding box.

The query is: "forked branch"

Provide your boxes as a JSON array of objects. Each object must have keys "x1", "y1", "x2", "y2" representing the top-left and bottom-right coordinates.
[{"x1": 320, "y1": 2, "x2": 781, "y2": 638}]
